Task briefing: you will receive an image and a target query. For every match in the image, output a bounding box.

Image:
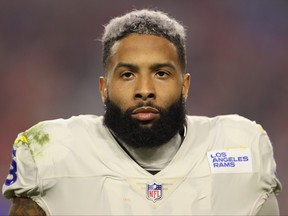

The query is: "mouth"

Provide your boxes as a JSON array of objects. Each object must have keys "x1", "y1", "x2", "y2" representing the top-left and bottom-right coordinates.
[{"x1": 131, "y1": 106, "x2": 160, "y2": 122}]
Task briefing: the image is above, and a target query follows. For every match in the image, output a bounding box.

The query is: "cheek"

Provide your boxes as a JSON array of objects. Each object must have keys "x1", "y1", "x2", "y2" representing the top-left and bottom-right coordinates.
[
  {"x1": 107, "y1": 85, "x2": 133, "y2": 109},
  {"x1": 156, "y1": 85, "x2": 183, "y2": 106}
]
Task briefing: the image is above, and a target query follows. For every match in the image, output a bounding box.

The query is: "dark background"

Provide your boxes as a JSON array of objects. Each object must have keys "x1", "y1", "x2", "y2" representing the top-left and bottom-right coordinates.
[{"x1": 0, "y1": 0, "x2": 287, "y2": 215}]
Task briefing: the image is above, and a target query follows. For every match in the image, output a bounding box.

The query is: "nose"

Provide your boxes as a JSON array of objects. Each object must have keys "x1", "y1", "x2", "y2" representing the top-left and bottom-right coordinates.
[{"x1": 134, "y1": 77, "x2": 155, "y2": 101}]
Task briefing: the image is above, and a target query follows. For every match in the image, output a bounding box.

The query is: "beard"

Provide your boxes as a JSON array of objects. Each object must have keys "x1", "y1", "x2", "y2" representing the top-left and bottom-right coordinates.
[{"x1": 103, "y1": 96, "x2": 186, "y2": 148}]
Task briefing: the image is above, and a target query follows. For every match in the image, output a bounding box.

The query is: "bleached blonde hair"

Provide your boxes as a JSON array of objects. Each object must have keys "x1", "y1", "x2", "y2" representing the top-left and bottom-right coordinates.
[{"x1": 102, "y1": 9, "x2": 187, "y2": 70}]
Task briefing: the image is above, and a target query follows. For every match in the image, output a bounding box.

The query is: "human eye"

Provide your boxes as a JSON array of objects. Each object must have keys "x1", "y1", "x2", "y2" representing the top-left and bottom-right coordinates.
[
  {"x1": 121, "y1": 71, "x2": 135, "y2": 79},
  {"x1": 155, "y1": 70, "x2": 169, "y2": 78}
]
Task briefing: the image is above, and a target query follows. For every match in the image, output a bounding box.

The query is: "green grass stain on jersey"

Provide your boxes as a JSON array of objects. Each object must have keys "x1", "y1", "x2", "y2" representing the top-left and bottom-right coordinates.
[
  {"x1": 25, "y1": 123, "x2": 50, "y2": 146},
  {"x1": 14, "y1": 122, "x2": 50, "y2": 159}
]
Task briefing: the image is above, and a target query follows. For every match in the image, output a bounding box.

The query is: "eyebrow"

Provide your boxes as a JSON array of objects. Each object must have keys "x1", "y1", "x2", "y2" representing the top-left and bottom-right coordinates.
[
  {"x1": 114, "y1": 63, "x2": 138, "y2": 71},
  {"x1": 149, "y1": 63, "x2": 177, "y2": 71},
  {"x1": 114, "y1": 62, "x2": 177, "y2": 72}
]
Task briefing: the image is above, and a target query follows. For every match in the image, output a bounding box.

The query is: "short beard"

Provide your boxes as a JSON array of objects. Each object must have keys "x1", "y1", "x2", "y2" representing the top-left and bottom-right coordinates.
[{"x1": 103, "y1": 96, "x2": 186, "y2": 148}]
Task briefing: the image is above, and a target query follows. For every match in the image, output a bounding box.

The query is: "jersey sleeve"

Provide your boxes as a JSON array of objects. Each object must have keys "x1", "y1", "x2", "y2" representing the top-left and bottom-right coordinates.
[
  {"x1": 2, "y1": 122, "x2": 51, "y2": 199},
  {"x1": 252, "y1": 125, "x2": 282, "y2": 214},
  {"x1": 258, "y1": 128, "x2": 281, "y2": 194},
  {"x1": 2, "y1": 134, "x2": 41, "y2": 199}
]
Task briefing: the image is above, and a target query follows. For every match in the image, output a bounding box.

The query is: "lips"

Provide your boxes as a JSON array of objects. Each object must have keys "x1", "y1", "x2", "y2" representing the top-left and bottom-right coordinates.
[{"x1": 131, "y1": 106, "x2": 160, "y2": 122}]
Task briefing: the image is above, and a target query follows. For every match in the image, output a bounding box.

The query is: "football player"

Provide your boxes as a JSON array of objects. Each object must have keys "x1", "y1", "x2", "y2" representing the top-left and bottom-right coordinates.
[{"x1": 3, "y1": 9, "x2": 281, "y2": 215}]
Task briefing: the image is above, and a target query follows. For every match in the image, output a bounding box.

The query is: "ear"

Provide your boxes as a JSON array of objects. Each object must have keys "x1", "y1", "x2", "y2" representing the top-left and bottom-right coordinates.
[
  {"x1": 182, "y1": 73, "x2": 190, "y2": 101},
  {"x1": 99, "y1": 76, "x2": 108, "y2": 103}
]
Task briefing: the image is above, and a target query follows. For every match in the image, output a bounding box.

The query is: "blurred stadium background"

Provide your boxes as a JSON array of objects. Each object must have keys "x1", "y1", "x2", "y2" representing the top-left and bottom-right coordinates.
[{"x1": 0, "y1": 0, "x2": 287, "y2": 215}]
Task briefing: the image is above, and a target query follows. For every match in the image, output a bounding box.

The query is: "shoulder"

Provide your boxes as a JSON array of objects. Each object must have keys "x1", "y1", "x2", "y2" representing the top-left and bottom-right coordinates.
[
  {"x1": 33, "y1": 114, "x2": 103, "y2": 132},
  {"x1": 8, "y1": 115, "x2": 106, "y2": 184},
  {"x1": 186, "y1": 114, "x2": 264, "y2": 137},
  {"x1": 17, "y1": 115, "x2": 103, "y2": 141},
  {"x1": 186, "y1": 114, "x2": 260, "y2": 126},
  {"x1": 185, "y1": 114, "x2": 268, "y2": 155},
  {"x1": 13, "y1": 115, "x2": 104, "y2": 160}
]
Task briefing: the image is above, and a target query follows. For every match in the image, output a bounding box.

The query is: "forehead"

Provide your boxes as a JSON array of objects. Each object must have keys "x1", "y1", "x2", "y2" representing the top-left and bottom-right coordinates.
[{"x1": 108, "y1": 34, "x2": 180, "y2": 68}]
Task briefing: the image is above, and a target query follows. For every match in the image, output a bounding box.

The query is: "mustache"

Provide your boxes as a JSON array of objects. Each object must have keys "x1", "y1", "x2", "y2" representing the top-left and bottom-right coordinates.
[{"x1": 126, "y1": 101, "x2": 164, "y2": 114}]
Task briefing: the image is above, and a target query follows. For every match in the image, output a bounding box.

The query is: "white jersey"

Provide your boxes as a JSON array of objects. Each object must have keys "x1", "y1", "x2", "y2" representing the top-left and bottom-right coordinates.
[{"x1": 2, "y1": 114, "x2": 281, "y2": 215}]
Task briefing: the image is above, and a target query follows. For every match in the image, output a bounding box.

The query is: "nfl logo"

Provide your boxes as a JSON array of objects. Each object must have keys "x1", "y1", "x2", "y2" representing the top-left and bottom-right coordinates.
[{"x1": 147, "y1": 182, "x2": 162, "y2": 202}]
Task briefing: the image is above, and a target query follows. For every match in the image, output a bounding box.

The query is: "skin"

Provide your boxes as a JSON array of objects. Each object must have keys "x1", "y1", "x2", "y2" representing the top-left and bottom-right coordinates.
[
  {"x1": 100, "y1": 34, "x2": 190, "y2": 127},
  {"x1": 9, "y1": 197, "x2": 46, "y2": 216}
]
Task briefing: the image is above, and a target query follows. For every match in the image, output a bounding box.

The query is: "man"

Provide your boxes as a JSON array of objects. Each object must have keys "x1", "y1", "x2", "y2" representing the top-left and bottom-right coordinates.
[{"x1": 2, "y1": 9, "x2": 281, "y2": 215}]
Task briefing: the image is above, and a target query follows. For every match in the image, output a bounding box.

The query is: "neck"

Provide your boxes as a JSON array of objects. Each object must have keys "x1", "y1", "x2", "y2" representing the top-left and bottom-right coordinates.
[{"x1": 112, "y1": 129, "x2": 185, "y2": 173}]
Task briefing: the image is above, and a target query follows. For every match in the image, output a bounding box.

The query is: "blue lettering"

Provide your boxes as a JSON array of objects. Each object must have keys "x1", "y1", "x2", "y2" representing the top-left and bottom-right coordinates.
[
  {"x1": 5, "y1": 149, "x2": 17, "y2": 186},
  {"x1": 228, "y1": 157, "x2": 235, "y2": 162},
  {"x1": 243, "y1": 156, "x2": 249, "y2": 161},
  {"x1": 211, "y1": 152, "x2": 249, "y2": 169},
  {"x1": 215, "y1": 152, "x2": 222, "y2": 157},
  {"x1": 213, "y1": 162, "x2": 235, "y2": 168},
  {"x1": 219, "y1": 162, "x2": 232, "y2": 167},
  {"x1": 211, "y1": 152, "x2": 227, "y2": 158}
]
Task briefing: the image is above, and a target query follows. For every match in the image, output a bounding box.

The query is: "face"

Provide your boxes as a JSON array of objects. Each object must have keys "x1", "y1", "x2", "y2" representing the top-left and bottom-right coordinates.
[
  {"x1": 100, "y1": 34, "x2": 190, "y2": 126},
  {"x1": 99, "y1": 34, "x2": 190, "y2": 148}
]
